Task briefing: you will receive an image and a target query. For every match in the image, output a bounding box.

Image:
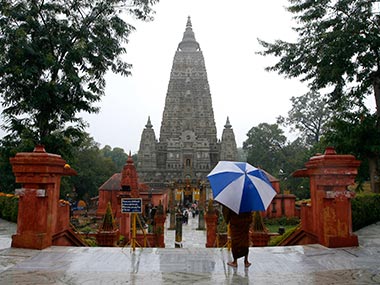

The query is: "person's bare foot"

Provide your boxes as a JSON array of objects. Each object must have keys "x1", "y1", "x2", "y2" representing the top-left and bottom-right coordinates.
[
  {"x1": 227, "y1": 261, "x2": 237, "y2": 267},
  {"x1": 245, "y1": 261, "x2": 251, "y2": 268}
]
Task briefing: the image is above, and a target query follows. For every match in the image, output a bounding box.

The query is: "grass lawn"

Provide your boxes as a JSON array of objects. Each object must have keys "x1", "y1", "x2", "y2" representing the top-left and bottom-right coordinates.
[
  {"x1": 265, "y1": 220, "x2": 300, "y2": 234},
  {"x1": 266, "y1": 224, "x2": 290, "y2": 234}
]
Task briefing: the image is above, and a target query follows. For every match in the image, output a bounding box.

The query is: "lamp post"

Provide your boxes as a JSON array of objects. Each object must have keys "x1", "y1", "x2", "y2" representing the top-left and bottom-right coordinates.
[
  {"x1": 175, "y1": 211, "x2": 183, "y2": 248},
  {"x1": 169, "y1": 182, "x2": 176, "y2": 230},
  {"x1": 197, "y1": 182, "x2": 206, "y2": 230},
  {"x1": 279, "y1": 169, "x2": 286, "y2": 217}
]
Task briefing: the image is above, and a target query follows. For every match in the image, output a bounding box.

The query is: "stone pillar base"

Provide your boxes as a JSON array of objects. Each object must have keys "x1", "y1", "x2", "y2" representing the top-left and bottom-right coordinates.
[
  {"x1": 325, "y1": 235, "x2": 359, "y2": 248},
  {"x1": 12, "y1": 232, "x2": 50, "y2": 250},
  {"x1": 250, "y1": 232, "x2": 270, "y2": 247},
  {"x1": 96, "y1": 231, "x2": 119, "y2": 247}
]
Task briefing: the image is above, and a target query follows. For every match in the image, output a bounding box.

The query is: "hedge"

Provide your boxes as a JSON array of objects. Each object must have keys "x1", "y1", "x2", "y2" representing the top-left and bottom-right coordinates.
[
  {"x1": 351, "y1": 193, "x2": 380, "y2": 231},
  {"x1": 0, "y1": 193, "x2": 18, "y2": 222}
]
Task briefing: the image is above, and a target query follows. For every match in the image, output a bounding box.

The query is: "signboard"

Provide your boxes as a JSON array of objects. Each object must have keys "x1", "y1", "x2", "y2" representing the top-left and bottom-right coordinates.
[{"x1": 121, "y1": 198, "x2": 142, "y2": 213}]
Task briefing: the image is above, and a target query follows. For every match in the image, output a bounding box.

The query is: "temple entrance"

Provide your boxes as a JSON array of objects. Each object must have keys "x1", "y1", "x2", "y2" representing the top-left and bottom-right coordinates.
[
  {"x1": 174, "y1": 179, "x2": 201, "y2": 207},
  {"x1": 184, "y1": 187, "x2": 193, "y2": 205}
]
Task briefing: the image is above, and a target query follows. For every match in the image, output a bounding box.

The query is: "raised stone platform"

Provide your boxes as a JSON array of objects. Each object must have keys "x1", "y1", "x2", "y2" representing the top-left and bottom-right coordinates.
[{"x1": 1, "y1": 218, "x2": 380, "y2": 284}]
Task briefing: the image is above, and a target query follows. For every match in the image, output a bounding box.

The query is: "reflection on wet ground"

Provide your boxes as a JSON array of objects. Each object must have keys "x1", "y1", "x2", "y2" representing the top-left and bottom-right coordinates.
[{"x1": 1, "y1": 217, "x2": 380, "y2": 284}]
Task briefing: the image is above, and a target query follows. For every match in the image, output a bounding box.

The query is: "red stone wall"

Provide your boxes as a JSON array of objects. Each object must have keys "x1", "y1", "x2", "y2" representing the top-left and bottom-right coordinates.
[
  {"x1": 97, "y1": 190, "x2": 120, "y2": 217},
  {"x1": 56, "y1": 202, "x2": 70, "y2": 233},
  {"x1": 266, "y1": 194, "x2": 296, "y2": 218}
]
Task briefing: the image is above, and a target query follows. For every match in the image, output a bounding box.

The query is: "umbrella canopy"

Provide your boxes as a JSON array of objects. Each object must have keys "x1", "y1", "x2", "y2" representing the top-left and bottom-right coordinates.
[{"x1": 207, "y1": 161, "x2": 277, "y2": 214}]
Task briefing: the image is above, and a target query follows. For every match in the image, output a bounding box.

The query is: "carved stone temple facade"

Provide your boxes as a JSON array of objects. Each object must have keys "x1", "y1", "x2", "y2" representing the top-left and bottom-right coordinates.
[{"x1": 137, "y1": 17, "x2": 237, "y2": 187}]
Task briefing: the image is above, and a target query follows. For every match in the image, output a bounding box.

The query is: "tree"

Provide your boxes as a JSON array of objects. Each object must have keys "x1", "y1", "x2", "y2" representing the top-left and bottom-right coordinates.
[
  {"x1": 67, "y1": 134, "x2": 118, "y2": 200},
  {"x1": 258, "y1": 0, "x2": 380, "y2": 192},
  {"x1": 243, "y1": 123, "x2": 287, "y2": 175},
  {"x1": 0, "y1": 0, "x2": 158, "y2": 150},
  {"x1": 101, "y1": 145, "x2": 128, "y2": 170},
  {"x1": 243, "y1": 123, "x2": 315, "y2": 199},
  {"x1": 277, "y1": 91, "x2": 331, "y2": 146},
  {"x1": 0, "y1": 131, "x2": 39, "y2": 193},
  {"x1": 324, "y1": 111, "x2": 380, "y2": 192}
]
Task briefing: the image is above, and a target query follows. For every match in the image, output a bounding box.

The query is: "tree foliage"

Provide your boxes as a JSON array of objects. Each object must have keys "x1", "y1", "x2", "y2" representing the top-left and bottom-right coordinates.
[
  {"x1": 277, "y1": 91, "x2": 332, "y2": 145},
  {"x1": 100, "y1": 145, "x2": 128, "y2": 170},
  {"x1": 243, "y1": 123, "x2": 287, "y2": 176},
  {"x1": 258, "y1": 0, "x2": 380, "y2": 114},
  {"x1": 62, "y1": 133, "x2": 120, "y2": 201},
  {"x1": 0, "y1": 0, "x2": 158, "y2": 149},
  {"x1": 243, "y1": 123, "x2": 313, "y2": 199},
  {"x1": 0, "y1": 131, "x2": 128, "y2": 200},
  {"x1": 324, "y1": 111, "x2": 380, "y2": 192},
  {"x1": 258, "y1": 0, "x2": 380, "y2": 192}
]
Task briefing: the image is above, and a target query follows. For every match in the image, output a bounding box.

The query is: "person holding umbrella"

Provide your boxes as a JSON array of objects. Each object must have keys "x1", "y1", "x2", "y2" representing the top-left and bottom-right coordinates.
[
  {"x1": 222, "y1": 206, "x2": 252, "y2": 267},
  {"x1": 207, "y1": 161, "x2": 277, "y2": 268}
]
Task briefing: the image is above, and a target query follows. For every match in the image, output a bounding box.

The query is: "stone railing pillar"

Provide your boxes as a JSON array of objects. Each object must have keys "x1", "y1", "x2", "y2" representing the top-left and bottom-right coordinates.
[
  {"x1": 10, "y1": 145, "x2": 77, "y2": 249},
  {"x1": 175, "y1": 213, "x2": 183, "y2": 247},
  {"x1": 204, "y1": 212, "x2": 218, "y2": 247},
  {"x1": 154, "y1": 212, "x2": 166, "y2": 247},
  {"x1": 293, "y1": 147, "x2": 360, "y2": 248}
]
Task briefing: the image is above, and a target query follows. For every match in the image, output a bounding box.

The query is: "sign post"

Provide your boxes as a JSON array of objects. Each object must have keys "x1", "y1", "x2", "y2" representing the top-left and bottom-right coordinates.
[
  {"x1": 121, "y1": 198, "x2": 142, "y2": 251},
  {"x1": 121, "y1": 198, "x2": 142, "y2": 214}
]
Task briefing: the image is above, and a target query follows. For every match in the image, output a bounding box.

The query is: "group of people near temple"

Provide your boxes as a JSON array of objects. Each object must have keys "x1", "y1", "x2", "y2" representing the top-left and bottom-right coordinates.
[{"x1": 179, "y1": 202, "x2": 199, "y2": 224}]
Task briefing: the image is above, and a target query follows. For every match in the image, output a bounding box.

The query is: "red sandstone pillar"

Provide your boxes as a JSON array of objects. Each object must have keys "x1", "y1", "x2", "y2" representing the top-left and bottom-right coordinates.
[
  {"x1": 118, "y1": 154, "x2": 139, "y2": 243},
  {"x1": 204, "y1": 212, "x2": 218, "y2": 247},
  {"x1": 293, "y1": 147, "x2": 360, "y2": 248},
  {"x1": 154, "y1": 213, "x2": 166, "y2": 247},
  {"x1": 10, "y1": 145, "x2": 76, "y2": 249}
]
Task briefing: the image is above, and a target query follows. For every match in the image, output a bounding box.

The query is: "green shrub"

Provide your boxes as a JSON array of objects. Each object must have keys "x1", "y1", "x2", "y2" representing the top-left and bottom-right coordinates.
[
  {"x1": 84, "y1": 237, "x2": 97, "y2": 247},
  {"x1": 264, "y1": 216, "x2": 300, "y2": 226},
  {"x1": 352, "y1": 193, "x2": 380, "y2": 231},
  {"x1": 0, "y1": 194, "x2": 18, "y2": 222}
]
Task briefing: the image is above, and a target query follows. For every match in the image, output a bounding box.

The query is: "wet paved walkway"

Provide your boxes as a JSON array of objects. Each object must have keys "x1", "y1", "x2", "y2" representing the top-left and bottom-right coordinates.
[
  {"x1": 1, "y1": 217, "x2": 380, "y2": 284},
  {"x1": 164, "y1": 214, "x2": 206, "y2": 248}
]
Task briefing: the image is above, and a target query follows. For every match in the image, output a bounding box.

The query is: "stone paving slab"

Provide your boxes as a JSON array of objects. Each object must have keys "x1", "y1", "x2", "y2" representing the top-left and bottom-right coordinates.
[
  {"x1": 0, "y1": 243, "x2": 380, "y2": 284},
  {"x1": 0, "y1": 218, "x2": 379, "y2": 284}
]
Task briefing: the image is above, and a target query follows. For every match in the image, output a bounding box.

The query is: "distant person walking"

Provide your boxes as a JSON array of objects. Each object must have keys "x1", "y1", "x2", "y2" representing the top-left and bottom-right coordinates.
[{"x1": 223, "y1": 206, "x2": 252, "y2": 268}]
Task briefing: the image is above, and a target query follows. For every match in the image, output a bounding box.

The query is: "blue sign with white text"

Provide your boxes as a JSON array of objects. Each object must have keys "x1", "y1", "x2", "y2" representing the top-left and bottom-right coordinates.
[{"x1": 121, "y1": 198, "x2": 142, "y2": 213}]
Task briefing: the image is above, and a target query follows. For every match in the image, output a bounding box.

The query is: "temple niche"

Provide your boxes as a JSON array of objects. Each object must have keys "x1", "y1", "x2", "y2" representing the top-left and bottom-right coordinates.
[{"x1": 137, "y1": 17, "x2": 238, "y2": 199}]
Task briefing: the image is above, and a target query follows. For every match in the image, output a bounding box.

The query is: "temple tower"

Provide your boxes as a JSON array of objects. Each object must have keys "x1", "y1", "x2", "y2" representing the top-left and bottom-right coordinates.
[
  {"x1": 137, "y1": 17, "x2": 237, "y2": 187},
  {"x1": 220, "y1": 117, "x2": 238, "y2": 161}
]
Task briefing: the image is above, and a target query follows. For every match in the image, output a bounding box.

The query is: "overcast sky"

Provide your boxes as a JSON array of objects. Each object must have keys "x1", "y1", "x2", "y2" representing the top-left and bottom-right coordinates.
[{"x1": 81, "y1": 0, "x2": 374, "y2": 154}]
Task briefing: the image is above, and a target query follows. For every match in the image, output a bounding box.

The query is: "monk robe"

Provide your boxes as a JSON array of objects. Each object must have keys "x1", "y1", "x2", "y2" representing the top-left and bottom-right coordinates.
[{"x1": 223, "y1": 207, "x2": 252, "y2": 260}]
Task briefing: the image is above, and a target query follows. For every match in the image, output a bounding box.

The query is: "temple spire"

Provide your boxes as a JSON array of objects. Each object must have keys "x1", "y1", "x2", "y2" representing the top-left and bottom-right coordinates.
[
  {"x1": 186, "y1": 15, "x2": 192, "y2": 28},
  {"x1": 177, "y1": 16, "x2": 200, "y2": 52},
  {"x1": 224, "y1": 116, "x2": 232, "y2": 129},
  {"x1": 145, "y1": 116, "x2": 153, "y2": 128}
]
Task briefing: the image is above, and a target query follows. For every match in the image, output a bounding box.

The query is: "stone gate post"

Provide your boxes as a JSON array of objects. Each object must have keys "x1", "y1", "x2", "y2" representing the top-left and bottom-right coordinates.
[
  {"x1": 293, "y1": 147, "x2": 360, "y2": 247},
  {"x1": 10, "y1": 145, "x2": 77, "y2": 249}
]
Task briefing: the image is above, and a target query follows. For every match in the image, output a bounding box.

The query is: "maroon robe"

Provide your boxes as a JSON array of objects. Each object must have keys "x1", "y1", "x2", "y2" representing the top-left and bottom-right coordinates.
[{"x1": 223, "y1": 207, "x2": 252, "y2": 259}]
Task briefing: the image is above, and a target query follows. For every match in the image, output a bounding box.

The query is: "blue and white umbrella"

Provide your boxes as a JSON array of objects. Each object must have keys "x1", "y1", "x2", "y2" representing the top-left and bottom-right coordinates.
[{"x1": 207, "y1": 161, "x2": 277, "y2": 214}]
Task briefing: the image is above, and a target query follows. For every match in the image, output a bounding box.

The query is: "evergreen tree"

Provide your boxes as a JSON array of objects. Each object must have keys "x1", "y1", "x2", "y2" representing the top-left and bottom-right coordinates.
[
  {"x1": 258, "y1": 0, "x2": 380, "y2": 192},
  {"x1": 0, "y1": 0, "x2": 158, "y2": 149}
]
